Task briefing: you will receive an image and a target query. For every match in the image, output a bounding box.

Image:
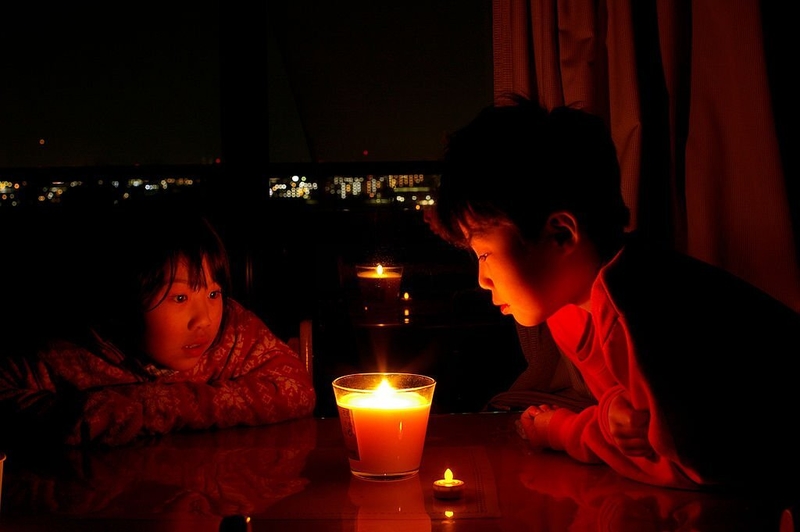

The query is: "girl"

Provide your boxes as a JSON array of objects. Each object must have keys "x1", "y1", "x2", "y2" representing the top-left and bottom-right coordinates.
[{"x1": 0, "y1": 198, "x2": 316, "y2": 447}]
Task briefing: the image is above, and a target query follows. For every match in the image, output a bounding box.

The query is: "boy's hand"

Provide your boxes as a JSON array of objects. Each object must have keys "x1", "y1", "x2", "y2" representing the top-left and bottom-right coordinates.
[
  {"x1": 517, "y1": 404, "x2": 558, "y2": 449},
  {"x1": 608, "y1": 393, "x2": 654, "y2": 459}
]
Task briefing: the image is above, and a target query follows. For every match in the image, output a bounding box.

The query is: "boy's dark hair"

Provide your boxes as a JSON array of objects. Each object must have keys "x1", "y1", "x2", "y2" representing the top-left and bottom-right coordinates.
[{"x1": 434, "y1": 94, "x2": 630, "y2": 260}]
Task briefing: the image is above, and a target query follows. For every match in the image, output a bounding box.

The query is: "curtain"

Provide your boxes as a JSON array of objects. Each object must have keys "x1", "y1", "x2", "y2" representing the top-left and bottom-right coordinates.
[{"x1": 492, "y1": 0, "x2": 800, "y2": 311}]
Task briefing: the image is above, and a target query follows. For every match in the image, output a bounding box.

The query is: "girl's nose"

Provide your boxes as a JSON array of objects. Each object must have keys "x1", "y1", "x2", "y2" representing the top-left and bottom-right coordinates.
[{"x1": 189, "y1": 300, "x2": 213, "y2": 329}]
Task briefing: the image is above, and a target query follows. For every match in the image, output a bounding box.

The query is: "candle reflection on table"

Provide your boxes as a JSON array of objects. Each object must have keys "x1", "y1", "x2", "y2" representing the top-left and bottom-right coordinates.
[{"x1": 348, "y1": 475, "x2": 430, "y2": 532}]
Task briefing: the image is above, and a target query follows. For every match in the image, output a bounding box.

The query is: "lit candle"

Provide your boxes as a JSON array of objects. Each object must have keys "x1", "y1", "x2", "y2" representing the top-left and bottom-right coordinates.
[
  {"x1": 333, "y1": 373, "x2": 435, "y2": 481},
  {"x1": 433, "y1": 468, "x2": 464, "y2": 499},
  {"x1": 356, "y1": 264, "x2": 403, "y2": 305}
]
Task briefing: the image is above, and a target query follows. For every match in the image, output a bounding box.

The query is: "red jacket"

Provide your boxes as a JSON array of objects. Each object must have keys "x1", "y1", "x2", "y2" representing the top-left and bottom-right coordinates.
[
  {"x1": 0, "y1": 299, "x2": 316, "y2": 446},
  {"x1": 546, "y1": 234, "x2": 800, "y2": 491}
]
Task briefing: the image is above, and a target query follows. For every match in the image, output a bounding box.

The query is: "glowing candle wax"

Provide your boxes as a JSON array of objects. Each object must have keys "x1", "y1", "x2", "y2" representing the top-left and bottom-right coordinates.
[{"x1": 333, "y1": 373, "x2": 435, "y2": 481}]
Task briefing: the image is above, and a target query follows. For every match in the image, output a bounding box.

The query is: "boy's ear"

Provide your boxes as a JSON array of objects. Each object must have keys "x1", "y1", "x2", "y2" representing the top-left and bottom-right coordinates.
[{"x1": 545, "y1": 212, "x2": 579, "y2": 246}]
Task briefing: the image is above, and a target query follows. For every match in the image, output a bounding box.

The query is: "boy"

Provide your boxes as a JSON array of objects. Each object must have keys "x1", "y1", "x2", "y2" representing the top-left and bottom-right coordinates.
[{"x1": 430, "y1": 94, "x2": 800, "y2": 492}]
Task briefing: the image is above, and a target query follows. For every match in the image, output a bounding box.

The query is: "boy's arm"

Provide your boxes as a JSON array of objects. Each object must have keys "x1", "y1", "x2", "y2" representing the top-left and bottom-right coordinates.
[{"x1": 518, "y1": 387, "x2": 699, "y2": 490}]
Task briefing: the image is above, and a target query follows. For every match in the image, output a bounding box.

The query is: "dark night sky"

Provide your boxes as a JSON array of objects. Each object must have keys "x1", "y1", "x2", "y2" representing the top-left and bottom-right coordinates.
[{"x1": 0, "y1": 1, "x2": 493, "y2": 168}]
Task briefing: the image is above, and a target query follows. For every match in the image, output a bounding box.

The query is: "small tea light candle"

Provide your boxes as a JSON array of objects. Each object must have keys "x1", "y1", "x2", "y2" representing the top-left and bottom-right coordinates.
[{"x1": 433, "y1": 468, "x2": 464, "y2": 500}]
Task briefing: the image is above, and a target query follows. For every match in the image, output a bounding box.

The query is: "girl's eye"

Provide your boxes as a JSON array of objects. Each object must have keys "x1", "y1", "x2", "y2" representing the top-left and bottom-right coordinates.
[
  {"x1": 209, "y1": 290, "x2": 223, "y2": 300},
  {"x1": 477, "y1": 252, "x2": 490, "y2": 262},
  {"x1": 173, "y1": 294, "x2": 188, "y2": 303}
]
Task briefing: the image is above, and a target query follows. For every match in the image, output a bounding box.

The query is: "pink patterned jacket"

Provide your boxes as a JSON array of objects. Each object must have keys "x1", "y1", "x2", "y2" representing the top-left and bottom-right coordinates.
[{"x1": 0, "y1": 299, "x2": 316, "y2": 447}]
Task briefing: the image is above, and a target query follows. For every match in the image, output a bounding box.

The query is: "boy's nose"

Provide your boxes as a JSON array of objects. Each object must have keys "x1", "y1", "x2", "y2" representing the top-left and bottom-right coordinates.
[{"x1": 477, "y1": 265, "x2": 493, "y2": 290}]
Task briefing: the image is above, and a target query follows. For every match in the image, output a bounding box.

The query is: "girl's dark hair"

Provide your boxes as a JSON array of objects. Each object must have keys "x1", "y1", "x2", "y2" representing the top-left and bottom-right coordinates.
[
  {"x1": 434, "y1": 94, "x2": 630, "y2": 261},
  {"x1": 87, "y1": 197, "x2": 231, "y2": 354}
]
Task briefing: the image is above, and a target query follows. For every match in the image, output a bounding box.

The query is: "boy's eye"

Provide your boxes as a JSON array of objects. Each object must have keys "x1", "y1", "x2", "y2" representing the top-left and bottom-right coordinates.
[
  {"x1": 477, "y1": 252, "x2": 490, "y2": 262},
  {"x1": 209, "y1": 290, "x2": 223, "y2": 300},
  {"x1": 173, "y1": 294, "x2": 188, "y2": 303}
]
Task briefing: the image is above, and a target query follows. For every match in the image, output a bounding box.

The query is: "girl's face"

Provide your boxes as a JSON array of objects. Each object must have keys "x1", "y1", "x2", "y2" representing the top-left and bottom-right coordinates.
[
  {"x1": 462, "y1": 219, "x2": 569, "y2": 327},
  {"x1": 142, "y1": 258, "x2": 224, "y2": 371}
]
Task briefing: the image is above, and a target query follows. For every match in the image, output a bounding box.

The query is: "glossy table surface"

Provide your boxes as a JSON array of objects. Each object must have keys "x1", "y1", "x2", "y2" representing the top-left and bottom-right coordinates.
[{"x1": 1, "y1": 412, "x2": 797, "y2": 531}]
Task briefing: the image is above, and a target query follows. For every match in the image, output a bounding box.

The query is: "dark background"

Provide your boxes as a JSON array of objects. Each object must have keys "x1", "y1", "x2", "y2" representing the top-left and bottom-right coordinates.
[
  {"x1": 1, "y1": 1, "x2": 493, "y2": 167},
  {"x1": 1, "y1": 1, "x2": 523, "y2": 416}
]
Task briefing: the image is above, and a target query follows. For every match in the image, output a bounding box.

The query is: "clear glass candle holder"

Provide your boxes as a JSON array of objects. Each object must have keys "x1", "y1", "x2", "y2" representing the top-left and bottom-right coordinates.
[{"x1": 332, "y1": 373, "x2": 435, "y2": 481}]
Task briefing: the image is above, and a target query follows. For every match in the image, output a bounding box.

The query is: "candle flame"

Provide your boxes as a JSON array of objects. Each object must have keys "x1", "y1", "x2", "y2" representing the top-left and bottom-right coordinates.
[
  {"x1": 444, "y1": 510, "x2": 454, "y2": 518},
  {"x1": 444, "y1": 468, "x2": 454, "y2": 481},
  {"x1": 376, "y1": 264, "x2": 384, "y2": 276},
  {"x1": 403, "y1": 291, "x2": 410, "y2": 300},
  {"x1": 374, "y1": 378, "x2": 396, "y2": 398}
]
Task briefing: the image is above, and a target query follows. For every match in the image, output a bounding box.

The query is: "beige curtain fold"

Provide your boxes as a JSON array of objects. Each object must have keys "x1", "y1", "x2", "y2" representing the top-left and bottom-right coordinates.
[{"x1": 493, "y1": 0, "x2": 800, "y2": 311}]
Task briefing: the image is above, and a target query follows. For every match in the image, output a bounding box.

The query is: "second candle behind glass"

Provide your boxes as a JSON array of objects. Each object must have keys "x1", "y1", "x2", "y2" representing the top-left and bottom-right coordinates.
[
  {"x1": 332, "y1": 373, "x2": 436, "y2": 481},
  {"x1": 355, "y1": 264, "x2": 403, "y2": 306}
]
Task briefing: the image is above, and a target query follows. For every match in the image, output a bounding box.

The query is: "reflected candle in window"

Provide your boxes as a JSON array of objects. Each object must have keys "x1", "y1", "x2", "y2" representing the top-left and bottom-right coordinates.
[{"x1": 356, "y1": 264, "x2": 403, "y2": 306}]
